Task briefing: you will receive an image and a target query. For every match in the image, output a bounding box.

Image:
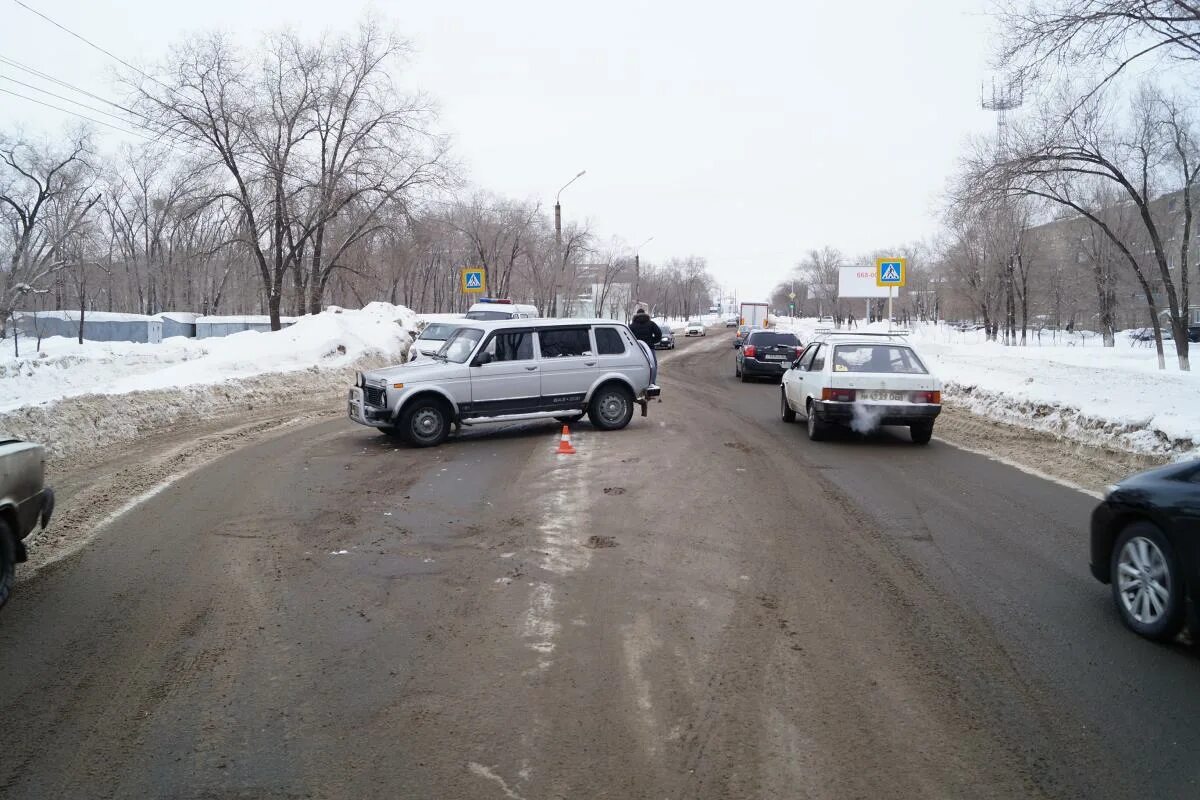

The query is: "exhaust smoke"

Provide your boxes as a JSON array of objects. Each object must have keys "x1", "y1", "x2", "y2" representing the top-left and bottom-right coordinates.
[{"x1": 849, "y1": 402, "x2": 885, "y2": 434}]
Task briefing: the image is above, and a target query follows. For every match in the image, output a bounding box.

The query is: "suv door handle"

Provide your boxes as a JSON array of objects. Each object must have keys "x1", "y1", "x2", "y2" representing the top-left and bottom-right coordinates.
[
  {"x1": 525, "y1": 366, "x2": 538, "y2": 371},
  {"x1": 585, "y1": 361, "x2": 597, "y2": 367}
]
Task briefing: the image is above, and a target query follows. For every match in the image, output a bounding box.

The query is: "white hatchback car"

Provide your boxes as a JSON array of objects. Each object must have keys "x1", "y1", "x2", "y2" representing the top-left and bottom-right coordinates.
[
  {"x1": 348, "y1": 318, "x2": 661, "y2": 446},
  {"x1": 780, "y1": 332, "x2": 942, "y2": 444}
]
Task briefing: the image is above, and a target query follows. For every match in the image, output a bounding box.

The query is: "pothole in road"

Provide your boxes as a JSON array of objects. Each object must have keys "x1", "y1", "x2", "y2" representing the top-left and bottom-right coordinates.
[
  {"x1": 724, "y1": 441, "x2": 754, "y2": 453},
  {"x1": 603, "y1": 486, "x2": 626, "y2": 496},
  {"x1": 584, "y1": 535, "x2": 618, "y2": 549}
]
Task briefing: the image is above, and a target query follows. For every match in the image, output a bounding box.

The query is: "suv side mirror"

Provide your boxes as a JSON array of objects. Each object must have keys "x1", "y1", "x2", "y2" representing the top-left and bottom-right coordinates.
[{"x1": 473, "y1": 351, "x2": 494, "y2": 367}]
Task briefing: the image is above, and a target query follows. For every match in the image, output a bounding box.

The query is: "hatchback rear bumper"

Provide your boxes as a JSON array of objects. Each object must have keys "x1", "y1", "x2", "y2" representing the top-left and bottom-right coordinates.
[{"x1": 813, "y1": 400, "x2": 941, "y2": 426}]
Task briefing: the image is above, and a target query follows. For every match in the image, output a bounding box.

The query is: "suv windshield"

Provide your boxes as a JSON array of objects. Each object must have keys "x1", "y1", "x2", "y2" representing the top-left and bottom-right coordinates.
[
  {"x1": 748, "y1": 332, "x2": 799, "y2": 347},
  {"x1": 419, "y1": 323, "x2": 458, "y2": 339},
  {"x1": 465, "y1": 310, "x2": 514, "y2": 321},
  {"x1": 437, "y1": 328, "x2": 484, "y2": 362},
  {"x1": 833, "y1": 344, "x2": 927, "y2": 374}
]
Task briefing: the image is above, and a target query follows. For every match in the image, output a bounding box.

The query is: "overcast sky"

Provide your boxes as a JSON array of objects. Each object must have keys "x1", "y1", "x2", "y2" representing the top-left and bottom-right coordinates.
[{"x1": 1, "y1": 0, "x2": 1000, "y2": 300}]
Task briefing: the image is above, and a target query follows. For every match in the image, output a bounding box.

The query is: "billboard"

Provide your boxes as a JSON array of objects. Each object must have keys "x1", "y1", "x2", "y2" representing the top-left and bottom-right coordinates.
[{"x1": 838, "y1": 265, "x2": 893, "y2": 298}]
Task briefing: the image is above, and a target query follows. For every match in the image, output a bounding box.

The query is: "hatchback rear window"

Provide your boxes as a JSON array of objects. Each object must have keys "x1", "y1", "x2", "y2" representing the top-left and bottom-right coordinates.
[
  {"x1": 747, "y1": 332, "x2": 800, "y2": 347},
  {"x1": 594, "y1": 327, "x2": 626, "y2": 355},
  {"x1": 832, "y1": 344, "x2": 927, "y2": 374}
]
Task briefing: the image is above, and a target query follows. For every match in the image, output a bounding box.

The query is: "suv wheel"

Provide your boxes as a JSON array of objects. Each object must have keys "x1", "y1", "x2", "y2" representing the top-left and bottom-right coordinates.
[
  {"x1": 0, "y1": 519, "x2": 16, "y2": 611},
  {"x1": 781, "y1": 389, "x2": 796, "y2": 423},
  {"x1": 588, "y1": 384, "x2": 635, "y2": 431},
  {"x1": 399, "y1": 398, "x2": 451, "y2": 447},
  {"x1": 1111, "y1": 522, "x2": 1186, "y2": 641}
]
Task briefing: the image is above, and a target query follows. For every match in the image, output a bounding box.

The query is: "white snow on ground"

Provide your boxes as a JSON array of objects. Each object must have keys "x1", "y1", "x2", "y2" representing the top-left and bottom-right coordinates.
[
  {"x1": 1, "y1": 303, "x2": 416, "y2": 414},
  {"x1": 772, "y1": 316, "x2": 1200, "y2": 459}
]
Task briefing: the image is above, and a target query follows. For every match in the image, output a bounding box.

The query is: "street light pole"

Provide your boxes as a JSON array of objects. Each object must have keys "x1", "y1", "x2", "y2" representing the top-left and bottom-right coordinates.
[
  {"x1": 553, "y1": 170, "x2": 586, "y2": 316},
  {"x1": 633, "y1": 236, "x2": 653, "y2": 315}
]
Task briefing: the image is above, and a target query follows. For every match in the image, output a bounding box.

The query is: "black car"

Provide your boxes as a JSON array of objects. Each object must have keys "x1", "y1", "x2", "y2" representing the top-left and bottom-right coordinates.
[
  {"x1": 1090, "y1": 459, "x2": 1200, "y2": 641},
  {"x1": 1188, "y1": 324, "x2": 1200, "y2": 343},
  {"x1": 735, "y1": 330, "x2": 803, "y2": 382},
  {"x1": 655, "y1": 324, "x2": 675, "y2": 350}
]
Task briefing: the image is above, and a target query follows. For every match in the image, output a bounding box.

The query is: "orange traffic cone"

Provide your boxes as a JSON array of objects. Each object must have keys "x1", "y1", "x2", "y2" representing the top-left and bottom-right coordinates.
[{"x1": 556, "y1": 425, "x2": 576, "y2": 455}]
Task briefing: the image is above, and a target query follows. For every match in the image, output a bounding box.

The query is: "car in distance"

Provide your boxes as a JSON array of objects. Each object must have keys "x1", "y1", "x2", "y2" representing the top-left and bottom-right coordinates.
[
  {"x1": 1, "y1": 439, "x2": 55, "y2": 610},
  {"x1": 1090, "y1": 459, "x2": 1200, "y2": 641},
  {"x1": 655, "y1": 321, "x2": 675, "y2": 350},
  {"x1": 733, "y1": 325, "x2": 752, "y2": 348},
  {"x1": 685, "y1": 320, "x2": 706, "y2": 337},
  {"x1": 735, "y1": 330, "x2": 803, "y2": 382},
  {"x1": 407, "y1": 322, "x2": 461, "y2": 362},
  {"x1": 724, "y1": 316, "x2": 739, "y2": 328},
  {"x1": 348, "y1": 318, "x2": 661, "y2": 446},
  {"x1": 464, "y1": 298, "x2": 540, "y2": 321},
  {"x1": 781, "y1": 333, "x2": 942, "y2": 444}
]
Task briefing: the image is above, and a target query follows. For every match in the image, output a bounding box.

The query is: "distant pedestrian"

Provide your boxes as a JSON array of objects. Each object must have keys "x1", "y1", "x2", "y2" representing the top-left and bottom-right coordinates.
[{"x1": 629, "y1": 308, "x2": 662, "y2": 383}]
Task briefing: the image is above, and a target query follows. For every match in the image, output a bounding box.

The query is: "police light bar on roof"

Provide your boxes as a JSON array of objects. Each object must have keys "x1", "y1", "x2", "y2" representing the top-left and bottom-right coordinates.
[{"x1": 478, "y1": 298, "x2": 512, "y2": 304}]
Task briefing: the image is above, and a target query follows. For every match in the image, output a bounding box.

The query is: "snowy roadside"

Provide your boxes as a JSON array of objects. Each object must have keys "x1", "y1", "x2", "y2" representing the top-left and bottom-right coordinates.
[
  {"x1": 771, "y1": 317, "x2": 1200, "y2": 461},
  {"x1": 1, "y1": 303, "x2": 415, "y2": 461}
]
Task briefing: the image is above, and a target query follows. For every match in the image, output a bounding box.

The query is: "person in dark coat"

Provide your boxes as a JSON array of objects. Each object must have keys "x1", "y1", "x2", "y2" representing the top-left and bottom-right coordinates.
[
  {"x1": 629, "y1": 308, "x2": 662, "y2": 385},
  {"x1": 629, "y1": 309, "x2": 662, "y2": 347}
]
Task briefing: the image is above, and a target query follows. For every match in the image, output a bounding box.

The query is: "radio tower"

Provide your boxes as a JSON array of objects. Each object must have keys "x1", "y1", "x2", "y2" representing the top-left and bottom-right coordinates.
[{"x1": 981, "y1": 75, "x2": 1024, "y2": 155}]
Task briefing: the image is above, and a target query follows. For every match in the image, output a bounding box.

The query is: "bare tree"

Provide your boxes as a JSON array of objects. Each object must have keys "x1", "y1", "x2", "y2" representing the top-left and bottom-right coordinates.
[
  {"x1": 0, "y1": 130, "x2": 94, "y2": 339},
  {"x1": 997, "y1": 1, "x2": 1200, "y2": 100},
  {"x1": 967, "y1": 85, "x2": 1194, "y2": 368}
]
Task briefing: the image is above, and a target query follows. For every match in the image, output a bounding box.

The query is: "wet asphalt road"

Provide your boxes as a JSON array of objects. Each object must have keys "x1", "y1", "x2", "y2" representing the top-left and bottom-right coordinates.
[{"x1": 2, "y1": 329, "x2": 1198, "y2": 799}]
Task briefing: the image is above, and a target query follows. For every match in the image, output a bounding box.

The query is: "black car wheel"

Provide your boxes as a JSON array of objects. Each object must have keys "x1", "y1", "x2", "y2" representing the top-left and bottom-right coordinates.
[
  {"x1": 1111, "y1": 521, "x2": 1186, "y2": 641},
  {"x1": 0, "y1": 519, "x2": 16, "y2": 611},
  {"x1": 806, "y1": 402, "x2": 828, "y2": 441},
  {"x1": 399, "y1": 398, "x2": 450, "y2": 447},
  {"x1": 909, "y1": 422, "x2": 934, "y2": 445},
  {"x1": 588, "y1": 384, "x2": 635, "y2": 431},
  {"x1": 781, "y1": 389, "x2": 796, "y2": 423}
]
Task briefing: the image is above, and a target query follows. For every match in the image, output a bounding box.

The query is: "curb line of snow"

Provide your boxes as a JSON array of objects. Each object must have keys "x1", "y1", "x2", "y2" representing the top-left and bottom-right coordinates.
[
  {"x1": 0, "y1": 358, "x2": 388, "y2": 463},
  {"x1": 944, "y1": 382, "x2": 1198, "y2": 461}
]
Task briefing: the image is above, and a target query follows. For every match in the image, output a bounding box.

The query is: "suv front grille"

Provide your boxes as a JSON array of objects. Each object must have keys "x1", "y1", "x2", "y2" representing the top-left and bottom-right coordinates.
[{"x1": 363, "y1": 385, "x2": 386, "y2": 407}]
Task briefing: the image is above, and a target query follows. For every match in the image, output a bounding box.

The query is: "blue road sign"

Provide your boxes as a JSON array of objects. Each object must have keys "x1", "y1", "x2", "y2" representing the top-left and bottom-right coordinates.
[
  {"x1": 461, "y1": 268, "x2": 486, "y2": 293},
  {"x1": 875, "y1": 258, "x2": 906, "y2": 287}
]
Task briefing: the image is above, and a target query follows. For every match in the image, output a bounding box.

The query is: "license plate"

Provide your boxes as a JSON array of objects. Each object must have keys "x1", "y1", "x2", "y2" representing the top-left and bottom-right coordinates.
[
  {"x1": 765, "y1": 355, "x2": 786, "y2": 361},
  {"x1": 864, "y1": 390, "x2": 907, "y2": 402}
]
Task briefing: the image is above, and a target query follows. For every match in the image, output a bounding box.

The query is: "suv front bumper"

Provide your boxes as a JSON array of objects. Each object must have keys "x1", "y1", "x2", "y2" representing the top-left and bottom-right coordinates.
[{"x1": 347, "y1": 387, "x2": 393, "y2": 427}]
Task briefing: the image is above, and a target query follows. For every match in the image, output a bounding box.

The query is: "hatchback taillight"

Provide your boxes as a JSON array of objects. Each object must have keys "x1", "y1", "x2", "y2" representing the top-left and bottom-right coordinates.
[
  {"x1": 743, "y1": 345, "x2": 757, "y2": 358},
  {"x1": 821, "y1": 387, "x2": 856, "y2": 402},
  {"x1": 912, "y1": 390, "x2": 941, "y2": 404}
]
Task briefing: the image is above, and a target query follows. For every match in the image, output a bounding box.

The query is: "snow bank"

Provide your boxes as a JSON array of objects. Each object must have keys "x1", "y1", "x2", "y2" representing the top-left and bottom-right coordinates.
[
  {"x1": 1, "y1": 304, "x2": 416, "y2": 456},
  {"x1": 772, "y1": 317, "x2": 1200, "y2": 458}
]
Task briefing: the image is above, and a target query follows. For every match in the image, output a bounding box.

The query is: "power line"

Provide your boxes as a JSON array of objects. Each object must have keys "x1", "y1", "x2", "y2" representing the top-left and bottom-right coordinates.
[
  {"x1": 0, "y1": 53, "x2": 139, "y2": 117},
  {"x1": 0, "y1": 74, "x2": 136, "y2": 126},
  {"x1": 0, "y1": 87, "x2": 153, "y2": 139},
  {"x1": 10, "y1": 0, "x2": 173, "y2": 94}
]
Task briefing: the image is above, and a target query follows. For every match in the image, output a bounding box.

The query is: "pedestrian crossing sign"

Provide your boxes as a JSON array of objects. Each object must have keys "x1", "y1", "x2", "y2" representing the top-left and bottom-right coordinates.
[
  {"x1": 875, "y1": 258, "x2": 906, "y2": 288},
  {"x1": 461, "y1": 268, "x2": 486, "y2": 294}
]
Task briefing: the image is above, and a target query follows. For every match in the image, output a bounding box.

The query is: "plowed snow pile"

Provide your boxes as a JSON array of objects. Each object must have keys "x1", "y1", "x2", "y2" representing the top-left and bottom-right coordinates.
[
  {"x1": 0, "y1": 303, "x2": 415, "y2": 458},
  {"x1": 772, "y1": 317, "x2": 1200, "y2": 459}
]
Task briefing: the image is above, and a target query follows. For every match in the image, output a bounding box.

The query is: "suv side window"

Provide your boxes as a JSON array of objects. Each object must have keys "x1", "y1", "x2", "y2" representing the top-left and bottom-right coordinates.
[
  {"x1": 481, "y1": 331, "x2": 534, "y2": 362},
  {"x1": 595, "y1": 327, "x2": 625, "y2": 355},
  {"x1": 539, "y1": 327, "x2": 592, "y2": 358}
]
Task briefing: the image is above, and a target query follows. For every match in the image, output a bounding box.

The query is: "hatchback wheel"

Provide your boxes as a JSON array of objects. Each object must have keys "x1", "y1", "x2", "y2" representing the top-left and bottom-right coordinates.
[
  {"x1": 780, "y1": 389, "x2": 796, "y2": 423},
  {"x1": 806, "y1": 402, "x2": 828, "y2": 441},
  {"x1": 588, "y1": 384, "x2": 634, "y2": 431},
  {"x1": 1111, "y1": 522, "x2": 1186, "y2": 641},
  {"x1": 909, "y1": 422, "x2": 933, "y2": 445}
]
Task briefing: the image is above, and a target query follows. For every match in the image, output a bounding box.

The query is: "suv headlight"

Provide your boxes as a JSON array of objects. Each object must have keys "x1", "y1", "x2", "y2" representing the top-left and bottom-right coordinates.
[{"x1": 355, "y1": 371, "x2": 364, "y2": 387}]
